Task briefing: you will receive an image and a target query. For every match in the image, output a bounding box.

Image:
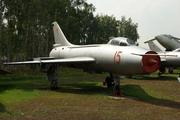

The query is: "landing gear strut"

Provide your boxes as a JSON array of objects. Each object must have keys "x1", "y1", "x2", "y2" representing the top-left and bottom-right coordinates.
[
  {"x1": 104, "y1": 73, "x2": 123, "y2": 97},
  {"x1": 50, "y1": 80, "x2": 58, "y2": 90},
  {"x1": 168, "y1": 69, "x2": 173, "y2": 74},
  {"x1": 112, "y1": 77, "x2": 123, "y2": 97},
  {"x1": 113, "y1": 77, "x2": 120, "y2": 93},
  {"x1": 168, "y1": 67, "x2": 175, "y2": 74},
  {"x1": 47, "y1": 64, "x2": 58, "y2": 90},
  {"x1": 158, "y1": 67, "x2": 166, "y2": 77}
]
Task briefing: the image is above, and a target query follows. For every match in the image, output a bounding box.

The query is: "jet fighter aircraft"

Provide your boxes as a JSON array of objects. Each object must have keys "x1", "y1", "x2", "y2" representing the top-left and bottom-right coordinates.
[
  {"x1": 4, "y1": 22, "x2": 161, "y2": 95},
  {"x1": 145, "y1": 34, "x2": 180, "y2": 51},
  {"x1": 146, "y1": 41, "x2": 180, "y2": 76}
]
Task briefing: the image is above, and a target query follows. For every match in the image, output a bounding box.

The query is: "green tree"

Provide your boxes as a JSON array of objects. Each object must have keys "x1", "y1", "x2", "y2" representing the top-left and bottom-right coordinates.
[
  {"x1": 1, "y1": 0, "x2": 140, "y2": 71},
  {"x1": 0, "y1": 0, "x2": 4, "y2": 68},
  {"x1": 119, "y1": 16, "x2": 139, "y2": 43},
  {"x1": 93, "y1": 15, "x2": 119, "y2": 44}
]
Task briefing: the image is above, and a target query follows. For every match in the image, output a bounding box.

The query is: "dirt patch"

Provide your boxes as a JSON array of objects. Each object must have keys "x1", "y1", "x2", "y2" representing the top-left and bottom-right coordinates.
[{"x1": 108, "y1": 95, "x2": 137, "y2": 100}]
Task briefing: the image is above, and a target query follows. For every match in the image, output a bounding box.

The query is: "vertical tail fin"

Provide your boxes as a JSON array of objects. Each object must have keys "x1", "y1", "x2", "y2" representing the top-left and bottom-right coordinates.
[
  {"x1": 52, "y1": 22, "x2": 72, "y2": 46},
  {"x1": 146, "y1": 41, "x2": 163, "y2": 52}
]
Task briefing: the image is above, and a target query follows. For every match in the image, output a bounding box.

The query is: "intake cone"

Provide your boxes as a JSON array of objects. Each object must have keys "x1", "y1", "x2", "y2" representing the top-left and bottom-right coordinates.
[{"x1": 142, "y1": 51, "x2": 160, "y2": 73}]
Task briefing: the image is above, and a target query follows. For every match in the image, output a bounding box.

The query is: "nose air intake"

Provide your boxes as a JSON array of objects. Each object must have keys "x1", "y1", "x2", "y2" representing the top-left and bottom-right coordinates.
[
  {"x1": 142, "y1": 51, "x2": 160, "y2": 73},
  {"x1": 147, "y1": 58, "x2": 157, "y2": 66}
]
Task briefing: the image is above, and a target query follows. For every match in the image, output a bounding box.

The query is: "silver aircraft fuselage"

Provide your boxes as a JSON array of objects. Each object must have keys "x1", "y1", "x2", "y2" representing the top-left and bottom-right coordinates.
[
  {"x1": 49, "y1": 44, "x2": 159, "y2": 75},
  {"x1": 158, "y1": 51, "x2": 180, "y2": 67}
]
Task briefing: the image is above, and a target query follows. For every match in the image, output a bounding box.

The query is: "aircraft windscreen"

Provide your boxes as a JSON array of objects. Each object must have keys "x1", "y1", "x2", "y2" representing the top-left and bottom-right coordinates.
[
  {"x1": 119, "y1": 41, "x2": 127, "y2": 46},
  {"x1": 110, "y1": 39, "x2": 120, "y2": 45},
  {"x1": 127, "y1": 39, "x2": 135, "y2": 45}
]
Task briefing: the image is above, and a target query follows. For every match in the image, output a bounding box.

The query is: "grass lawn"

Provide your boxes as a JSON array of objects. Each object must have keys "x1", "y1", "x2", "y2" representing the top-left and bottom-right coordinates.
[{"x1": 0, "y1": 67, "x2": 180, "y2": 120}]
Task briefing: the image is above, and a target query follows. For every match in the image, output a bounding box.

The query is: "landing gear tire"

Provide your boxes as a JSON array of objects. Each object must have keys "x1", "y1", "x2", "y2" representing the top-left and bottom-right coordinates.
[
  {"x1": 105, "y1": 77, "x2": 113, "y2": 88},
  {"x1": 168, "y1": 69, "x2": 173, "y2": 74},
  {"x1": 158, "y1": 67, "x2": 166, "y2": 77},
  {"x1": 50, "y1": 80, "x2": 58, "y2": 90}
]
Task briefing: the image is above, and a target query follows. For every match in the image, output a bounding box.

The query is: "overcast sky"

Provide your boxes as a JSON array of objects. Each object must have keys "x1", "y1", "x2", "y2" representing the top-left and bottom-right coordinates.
[{"x1": 86, "y1": 0, "x2": 180, "y2": 49}]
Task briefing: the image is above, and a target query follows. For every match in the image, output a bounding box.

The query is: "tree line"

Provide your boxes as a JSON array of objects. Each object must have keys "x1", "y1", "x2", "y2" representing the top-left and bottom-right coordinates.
[{"x1": 0, "y1": 0, "x2": 139, "y2": 69}]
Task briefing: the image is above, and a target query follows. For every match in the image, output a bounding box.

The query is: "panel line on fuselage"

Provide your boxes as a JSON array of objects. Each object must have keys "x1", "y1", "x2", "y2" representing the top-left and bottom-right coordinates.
[{"x1": 67, "y1": 45, "x2": 101, "y2": 49}]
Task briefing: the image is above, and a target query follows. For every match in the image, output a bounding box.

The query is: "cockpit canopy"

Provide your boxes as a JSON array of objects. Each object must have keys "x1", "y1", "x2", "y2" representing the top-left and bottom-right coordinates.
[{"x1": 108, "y1": 37, "x2": 136, "y2": 46}]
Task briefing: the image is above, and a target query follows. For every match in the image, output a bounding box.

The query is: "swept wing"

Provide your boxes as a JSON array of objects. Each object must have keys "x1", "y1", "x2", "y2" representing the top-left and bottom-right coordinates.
[{"x1": 4, "y1": 57, "x2": 95, "y2": 65}]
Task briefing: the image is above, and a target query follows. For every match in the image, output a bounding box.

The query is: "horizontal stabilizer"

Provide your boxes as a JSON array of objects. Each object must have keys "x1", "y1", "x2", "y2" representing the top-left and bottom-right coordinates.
[{"x1": 144, "y1": 38, "x2": 156, "y2": 43}]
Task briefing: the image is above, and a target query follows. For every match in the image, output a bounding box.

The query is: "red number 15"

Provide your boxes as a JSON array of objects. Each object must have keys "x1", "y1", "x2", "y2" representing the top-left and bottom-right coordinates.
[{"x1": 114, "y1": 51, "x2": 122, "y2": 64}]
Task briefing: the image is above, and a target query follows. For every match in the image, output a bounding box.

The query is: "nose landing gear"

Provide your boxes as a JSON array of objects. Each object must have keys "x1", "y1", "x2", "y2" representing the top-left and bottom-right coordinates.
[{"x1": 104, "y1": 73, "x2": 124, "y2": 97}]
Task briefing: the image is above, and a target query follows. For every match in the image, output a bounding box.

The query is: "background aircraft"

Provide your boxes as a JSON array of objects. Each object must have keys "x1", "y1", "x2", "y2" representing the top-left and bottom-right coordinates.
[
  {"x1": 4, "y1": 22, "x2": 161, "y2": 95},
  {"x1": 145, "y1": 34, "x2": 180, "y2": 51},
  {"x1": 146, "y1": 41, "x2": 180, "y2": 76}
]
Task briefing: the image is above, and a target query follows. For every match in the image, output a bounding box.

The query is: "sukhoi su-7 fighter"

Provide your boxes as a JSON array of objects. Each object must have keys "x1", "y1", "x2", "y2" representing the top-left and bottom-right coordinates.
[{"x1": 4, "y1": 22, "x2": 161, "y2": 95}]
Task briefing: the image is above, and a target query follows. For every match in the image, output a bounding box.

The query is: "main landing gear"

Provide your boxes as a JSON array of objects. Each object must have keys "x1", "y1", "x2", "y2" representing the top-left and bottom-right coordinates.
[
  {"x1": 41, "y1": 64, "x2": 58, "y2": 90},
  {"x1": 168, "y1": 67, "x2": 176, "y2": 74},
  {"x1": 104, "y1": 73, "x2": 123, "y2": 97},
  {"x1": 47, "y1": 65, "x2": 58, "y2": 90},
  {"x1": 158, "y1": 66, "x2": 166, "y2": 77},
  {"x1": 158, "y1": 67, "x2": 175, "y2": 77}
]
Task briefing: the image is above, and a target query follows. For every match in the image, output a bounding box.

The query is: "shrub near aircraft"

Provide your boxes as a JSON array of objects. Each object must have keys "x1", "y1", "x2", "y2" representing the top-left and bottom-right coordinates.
[{"x1": 4, "y1": 22, "x2": 161, "y2": 96}]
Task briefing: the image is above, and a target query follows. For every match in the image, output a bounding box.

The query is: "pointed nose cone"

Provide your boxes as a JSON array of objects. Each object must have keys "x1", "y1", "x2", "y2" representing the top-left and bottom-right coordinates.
[{"x1": 147, "y1": 58, "x2": 158, "y2": 66}]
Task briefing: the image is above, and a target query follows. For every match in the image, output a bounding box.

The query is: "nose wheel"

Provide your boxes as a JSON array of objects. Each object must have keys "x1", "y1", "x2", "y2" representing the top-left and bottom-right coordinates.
[
  {"x1": 113, "y1": 78, "x2": 120, "y2": 93},
  {"x1": 104, "y1": 74, "x2": 124, "y2": 97},
  {"x1": 50, "y1": 80, "x2": 58, "y2": 90},
  {"x1": 105, "y1": 77, "x2": 113, "y2": 88},
  {"x1": 112, "y1": 77, "x2": 123, "y2": 97}
]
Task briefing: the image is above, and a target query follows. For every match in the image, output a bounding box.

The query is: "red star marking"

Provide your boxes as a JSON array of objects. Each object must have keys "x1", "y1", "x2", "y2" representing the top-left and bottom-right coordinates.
[
  {"x1": 153, "y1": 45, "x2": 155, "y2": 48},
  {"x1": 56, "y1": 28, "x2": 59, "y2": 33}
]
